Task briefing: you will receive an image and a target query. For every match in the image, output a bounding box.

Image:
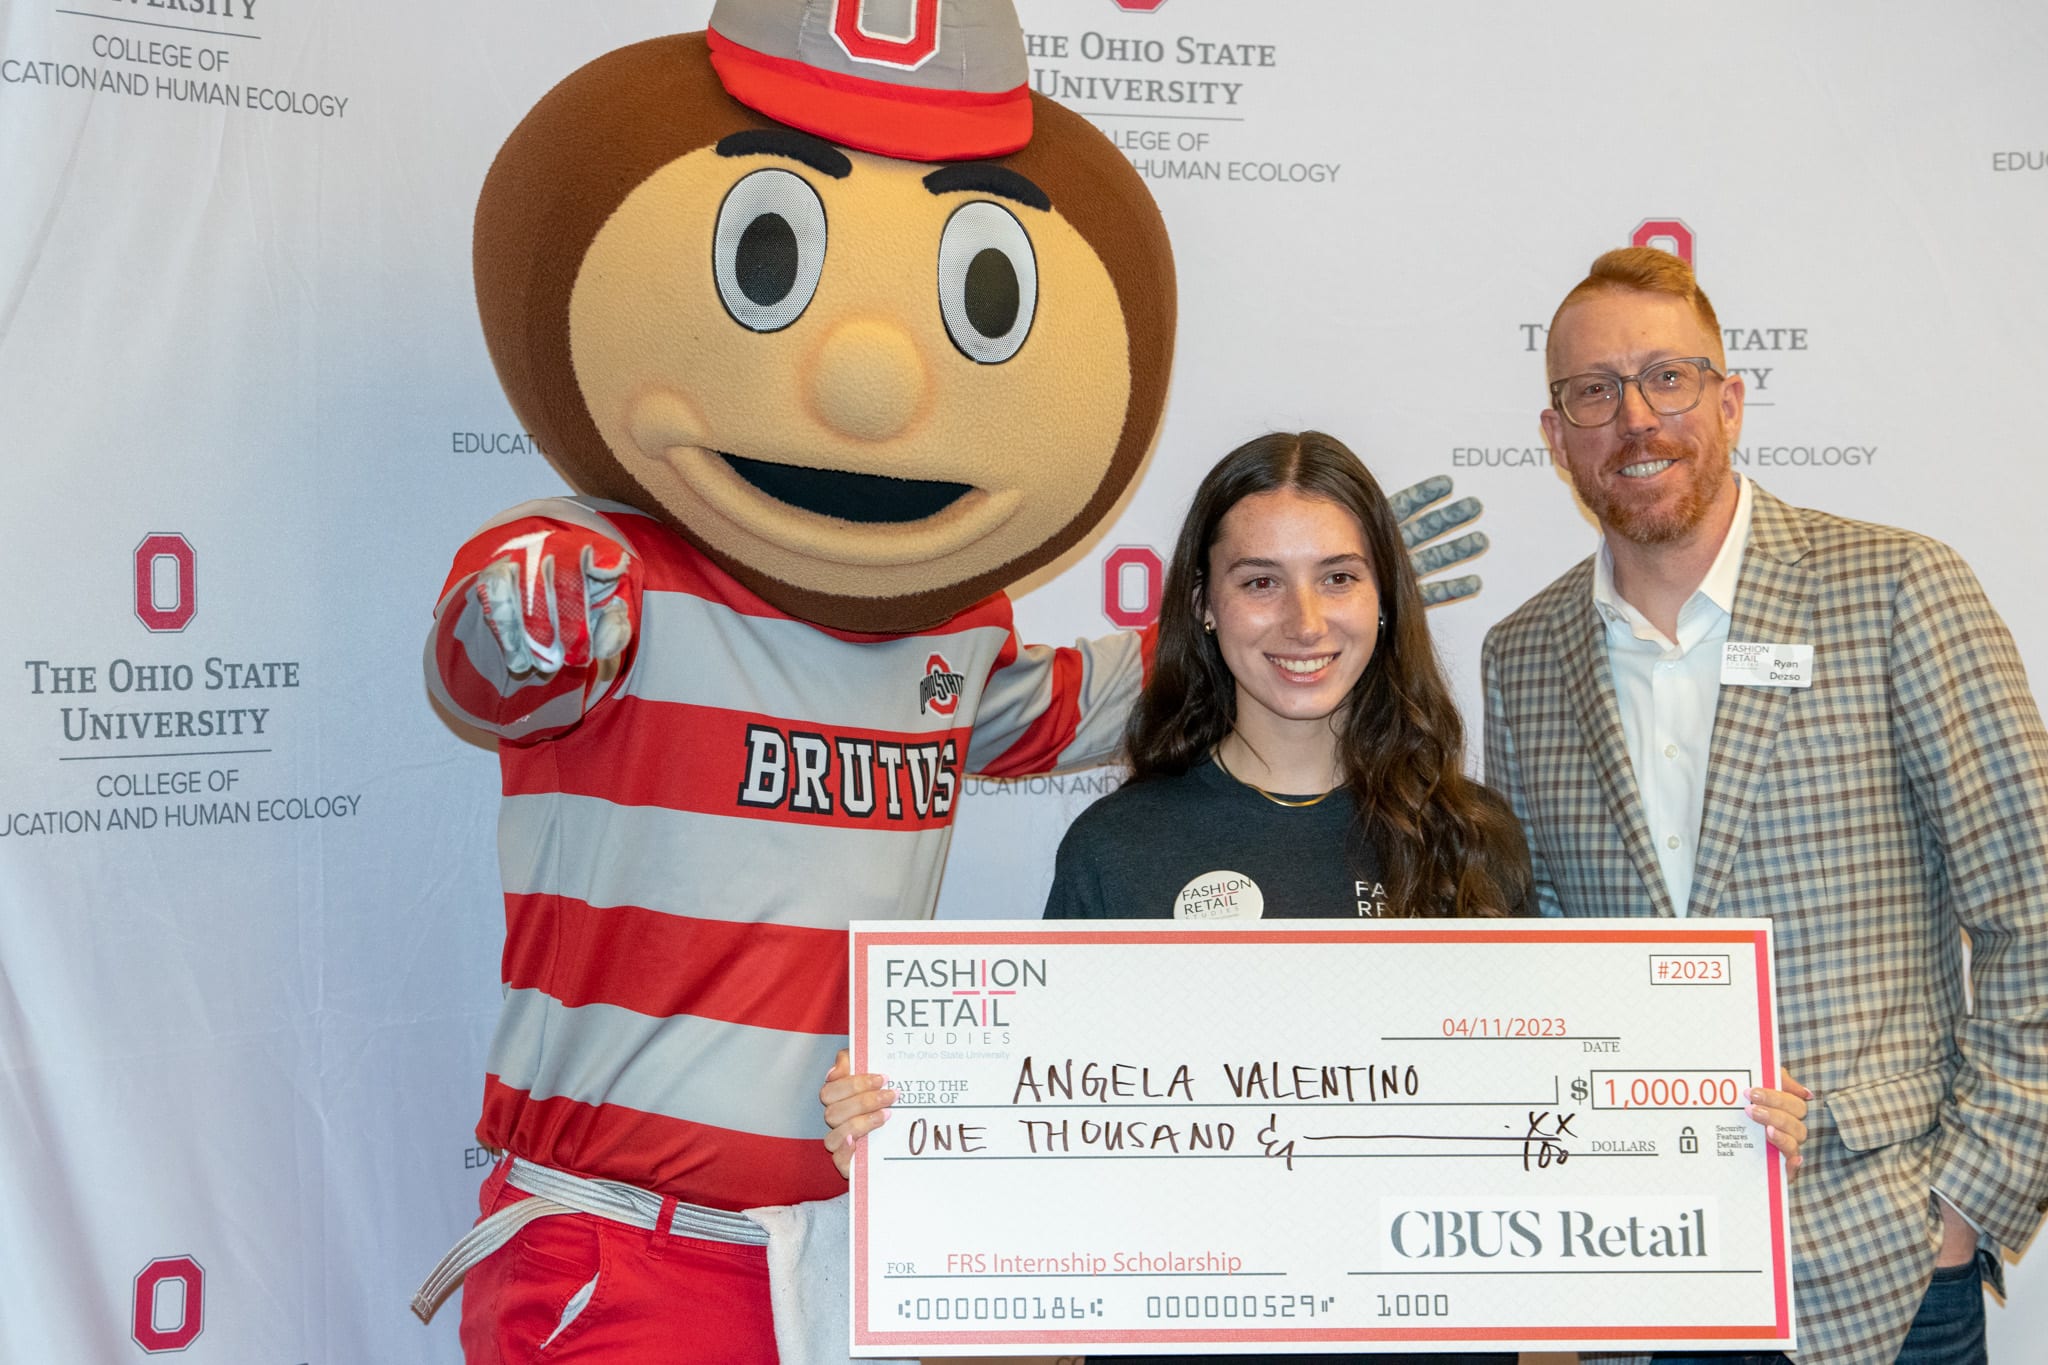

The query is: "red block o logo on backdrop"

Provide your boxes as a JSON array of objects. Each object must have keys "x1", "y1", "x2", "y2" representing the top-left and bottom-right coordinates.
[
  {"x1": 1109, "y1": 0, "x2": 1173, "y2": 11},
  {"x1": 133, "y1": 533, "x2": 197, "y2": 633},
  {"x1": 1102, "y1": 546, "x2": 1163, "y2": 628},
  {"x1": 832, "y1": 0, "x2": 942, "y2": 69},
  {"x1": 1631, "y1": 218, "x2": 1695, "y2": 267},
  {"x1": 132, "y1": 1256, "x2": 204, "y2": 1352}
]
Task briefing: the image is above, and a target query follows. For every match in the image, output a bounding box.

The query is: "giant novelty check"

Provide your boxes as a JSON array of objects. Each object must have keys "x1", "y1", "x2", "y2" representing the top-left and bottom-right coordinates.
[{"x1": 848, "y1": 920, "x2": 1794, "y2": 1356}]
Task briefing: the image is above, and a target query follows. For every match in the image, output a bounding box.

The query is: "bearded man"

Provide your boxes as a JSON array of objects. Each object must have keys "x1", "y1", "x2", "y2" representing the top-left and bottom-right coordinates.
[{"x1": 1482, "y1": 246, "x2": 2048, "y2": 1365}]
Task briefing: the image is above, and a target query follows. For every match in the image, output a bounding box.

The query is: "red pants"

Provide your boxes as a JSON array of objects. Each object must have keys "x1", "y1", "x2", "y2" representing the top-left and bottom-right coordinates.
[{"x1": 458, "y1": 1162, "x2": 778, "y2": 1364}]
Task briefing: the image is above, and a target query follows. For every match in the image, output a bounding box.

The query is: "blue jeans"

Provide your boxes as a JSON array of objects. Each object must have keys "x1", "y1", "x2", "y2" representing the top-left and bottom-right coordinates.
[{"x1": 1653, "y1": 1250, "x2": 1987, "y2": 1365}]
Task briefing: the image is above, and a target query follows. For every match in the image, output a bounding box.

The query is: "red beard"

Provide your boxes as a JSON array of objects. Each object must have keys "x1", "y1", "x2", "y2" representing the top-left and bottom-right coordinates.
[{"x1": 1578, "y1": 434, "x2": 1727, "y2": 546}]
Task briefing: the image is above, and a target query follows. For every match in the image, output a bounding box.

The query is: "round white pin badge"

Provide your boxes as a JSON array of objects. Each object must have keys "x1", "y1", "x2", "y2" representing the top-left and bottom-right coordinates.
[{"x1": 1174, "y1": 870, "x2": 1264, "y2": 921}]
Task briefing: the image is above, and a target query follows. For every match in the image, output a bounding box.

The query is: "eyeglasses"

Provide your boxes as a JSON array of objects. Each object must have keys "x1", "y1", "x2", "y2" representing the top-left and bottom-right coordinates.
[{"x1": 1547, "y1": 357, "x2": 1721, "y2": 428}]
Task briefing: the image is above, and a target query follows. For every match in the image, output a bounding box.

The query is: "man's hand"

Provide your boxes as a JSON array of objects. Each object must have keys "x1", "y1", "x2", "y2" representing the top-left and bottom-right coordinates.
[
  {"x1": 1749, "y1": 1073, "x2": 1812, "y2": 1175},
  {"x1": 821, "y1": 1048, "x2": 896, "y2": 1179},
  {"x1": 473, "y1": 526, "x2": 633, "y2": 676},
  {"x1": 1390, "y1": 474, "x2": 1487, "y2": 607}
]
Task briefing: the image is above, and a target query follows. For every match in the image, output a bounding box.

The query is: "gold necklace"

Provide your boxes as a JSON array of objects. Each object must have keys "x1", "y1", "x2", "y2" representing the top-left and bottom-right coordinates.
[{"x1": 1213, "y1": 746, "x2": 1337, "y2": 809}]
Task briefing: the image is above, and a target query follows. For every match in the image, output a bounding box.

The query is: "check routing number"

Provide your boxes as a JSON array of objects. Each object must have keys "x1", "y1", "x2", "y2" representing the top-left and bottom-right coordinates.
[{"x1": 848, "y1": 920, "x2": 1793, "y2": 1356}]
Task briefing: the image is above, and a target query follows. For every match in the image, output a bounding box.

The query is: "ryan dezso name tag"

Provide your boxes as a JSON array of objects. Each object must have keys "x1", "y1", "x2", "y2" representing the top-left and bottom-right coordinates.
[
  {"x1": 1721, "y1": 641, "x2": 1813, "y2": 687},
  {"x1": 848, "y1": 920, "x2": 1793, "y2": 1356}
]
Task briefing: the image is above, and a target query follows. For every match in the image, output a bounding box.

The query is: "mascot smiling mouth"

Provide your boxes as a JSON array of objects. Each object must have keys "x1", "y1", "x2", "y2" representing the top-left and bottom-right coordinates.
[
  {"x1": 623, "y1": 393, "x2": 1022, "y2": 568},
  {"x1": 719, "y1": 452, "x2": 972, "y2": 524},
  {"x1": 657, "y1": 437, "x2": 1022, "y2": 570}
]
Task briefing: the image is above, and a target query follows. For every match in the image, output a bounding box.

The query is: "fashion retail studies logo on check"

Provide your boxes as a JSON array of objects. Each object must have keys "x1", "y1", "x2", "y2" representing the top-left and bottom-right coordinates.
[{"x1": 881, "y1": 955, "x2": 1048, "y2": 1039}]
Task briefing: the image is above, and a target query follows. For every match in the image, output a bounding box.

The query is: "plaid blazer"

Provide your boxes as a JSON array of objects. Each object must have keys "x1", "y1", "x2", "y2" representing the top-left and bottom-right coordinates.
[{"x1": 1482, "y1": 484, "x2": 2048, "y2": 1364}]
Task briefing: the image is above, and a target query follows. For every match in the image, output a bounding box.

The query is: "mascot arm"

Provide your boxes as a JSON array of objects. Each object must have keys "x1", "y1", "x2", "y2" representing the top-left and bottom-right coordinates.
[
  {"x1": 965, "y1": 623, "x2": 1156, "y2": 779},
  {"x1": 426, "y1": 508, "x2": 642, "y2": 741}
]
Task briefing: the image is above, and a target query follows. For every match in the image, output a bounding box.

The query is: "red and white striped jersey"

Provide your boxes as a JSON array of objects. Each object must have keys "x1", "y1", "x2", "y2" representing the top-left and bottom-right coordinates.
[{"x1": 428, "y1": 497, "x2": 1146, "y2": 1209}]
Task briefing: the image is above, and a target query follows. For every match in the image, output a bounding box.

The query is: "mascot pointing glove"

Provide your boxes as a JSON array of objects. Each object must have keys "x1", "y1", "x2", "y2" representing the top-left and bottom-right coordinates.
[{"x1": 414, "y1": 2, "x2": 1173, "y2": 1361}]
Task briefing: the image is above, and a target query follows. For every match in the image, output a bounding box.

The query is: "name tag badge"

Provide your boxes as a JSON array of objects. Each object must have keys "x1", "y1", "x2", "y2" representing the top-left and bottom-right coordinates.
[
  {"x1": 1720, "y1": 642, "x2": 1814, "y2": 689},
  {"x1": 1176, "y1": 870, "x2": 1264, "y2": 921}
]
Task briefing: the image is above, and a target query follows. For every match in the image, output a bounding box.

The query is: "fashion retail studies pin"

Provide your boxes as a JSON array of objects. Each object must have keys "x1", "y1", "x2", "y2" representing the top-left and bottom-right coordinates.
[
  {"x1": 1720, "y1": 641, "x2": 1814, "y2": 688},
  {"x1": 1175, "y1": 870, "x2": 1264, "y2": 920}
]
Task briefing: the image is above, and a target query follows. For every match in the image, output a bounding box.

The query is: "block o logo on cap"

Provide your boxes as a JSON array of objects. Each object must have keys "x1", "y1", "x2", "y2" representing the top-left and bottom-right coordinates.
[
  {"x1": 707, "y1": 0, "x2": 1032, "y2": 161},
  {"x1": 832, "y1": 0, "x2": 942, "y2": 70}
]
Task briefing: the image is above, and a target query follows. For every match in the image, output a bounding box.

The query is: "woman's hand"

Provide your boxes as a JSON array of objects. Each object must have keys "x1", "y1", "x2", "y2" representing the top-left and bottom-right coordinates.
[
  {"x1": 1749, "y1": 1072, "x2": 1812, "y2": 1175},
  {"x1": 821, "y1": 1048, "x2": 896, "y2": 1179}
]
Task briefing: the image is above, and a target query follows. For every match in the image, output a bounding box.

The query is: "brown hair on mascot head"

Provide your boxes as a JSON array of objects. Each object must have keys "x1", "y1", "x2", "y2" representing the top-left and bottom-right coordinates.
[{"x1": 473, "y1": 6, "x2": 1175, "y2": 633}]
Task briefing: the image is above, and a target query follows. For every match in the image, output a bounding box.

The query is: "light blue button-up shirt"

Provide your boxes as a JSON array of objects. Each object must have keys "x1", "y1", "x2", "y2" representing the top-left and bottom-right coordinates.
[{"x1": 1591, "y1": 474, "x2": 1755, "y2": 916}]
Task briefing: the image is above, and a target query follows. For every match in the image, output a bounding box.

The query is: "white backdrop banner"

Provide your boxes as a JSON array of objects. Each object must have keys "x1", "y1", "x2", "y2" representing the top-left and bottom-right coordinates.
[{"x1": 2, "y1": 2, "x2": 2044, "y2": 1362}]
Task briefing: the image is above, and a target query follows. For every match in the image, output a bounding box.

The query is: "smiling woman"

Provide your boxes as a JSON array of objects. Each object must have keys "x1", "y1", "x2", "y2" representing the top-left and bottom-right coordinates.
[
  {"x1": 1041, "y1": 431, "x2": 1532, "y2": 930},
  {"x1": 1026, "y1": 435, "x2": 1531, "y2": 1365},
  {"x1": 822, "y1": 432, "x2": 1536, "y2": 1365}
]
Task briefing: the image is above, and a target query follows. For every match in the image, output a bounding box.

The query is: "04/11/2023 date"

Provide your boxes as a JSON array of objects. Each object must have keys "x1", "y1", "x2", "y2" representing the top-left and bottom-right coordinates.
[{"x1": 1440, "y1": 1016, "x2": 1567, "y2": 1037}]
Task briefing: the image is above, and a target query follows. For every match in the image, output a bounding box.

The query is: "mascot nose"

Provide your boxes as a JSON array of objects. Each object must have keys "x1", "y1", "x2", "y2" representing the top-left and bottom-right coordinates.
[{"x1": 808, "y1": 319, "x2": 927, "y2": 442}]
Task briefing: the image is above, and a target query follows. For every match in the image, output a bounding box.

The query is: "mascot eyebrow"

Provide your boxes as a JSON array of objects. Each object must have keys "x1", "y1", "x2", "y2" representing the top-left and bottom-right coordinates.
[
  {"x1": 920, "y1": 163, "x2": 1050, "y2": 212},
  {"x1": 715, "y1": 128, "x2": 852, "y2": 178},
  {"x1": 711, "y1": 128, "x2": 1049, "y2": 212}
]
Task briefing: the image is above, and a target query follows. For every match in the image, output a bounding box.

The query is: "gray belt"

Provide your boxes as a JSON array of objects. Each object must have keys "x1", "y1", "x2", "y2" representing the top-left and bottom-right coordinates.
[{"x1": 411, "y1": 1157, "x2": 768, "y2": 1324}]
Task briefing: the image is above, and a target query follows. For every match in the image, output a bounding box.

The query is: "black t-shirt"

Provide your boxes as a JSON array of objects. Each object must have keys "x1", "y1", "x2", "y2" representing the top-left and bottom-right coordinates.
[
  {"x1": 1045, "y1": 757, "x2": 1390, "y2": 922},
  {"x1": 1042, "y1": 758, "x2": 1513, "y2": 1365}
]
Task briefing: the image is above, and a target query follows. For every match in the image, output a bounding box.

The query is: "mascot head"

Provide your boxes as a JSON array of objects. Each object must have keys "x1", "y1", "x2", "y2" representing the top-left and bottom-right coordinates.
[{"x1": 474, "y1": 0, "x2": 1176, "y2": 631}]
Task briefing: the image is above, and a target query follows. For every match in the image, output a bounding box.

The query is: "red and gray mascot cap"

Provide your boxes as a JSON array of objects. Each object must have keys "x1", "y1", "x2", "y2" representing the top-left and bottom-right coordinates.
[{"x1": 707, "y1": 0, "x2": 1032, "y2": 159}]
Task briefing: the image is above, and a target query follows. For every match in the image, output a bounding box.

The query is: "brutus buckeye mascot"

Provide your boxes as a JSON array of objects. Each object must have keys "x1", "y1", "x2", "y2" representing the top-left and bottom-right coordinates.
[
  {"x1": 412, "y1": 3, "x2": 1174, "y2": 1362},
  {"x1": 410, "y1": 2, "x2": 1488, "y2": 1358}
]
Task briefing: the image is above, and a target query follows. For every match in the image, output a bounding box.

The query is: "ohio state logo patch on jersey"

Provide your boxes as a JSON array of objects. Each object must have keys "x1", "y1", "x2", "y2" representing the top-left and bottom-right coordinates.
[{"x1": 920, "y1": 653, "x2": 966, "y2": 715}]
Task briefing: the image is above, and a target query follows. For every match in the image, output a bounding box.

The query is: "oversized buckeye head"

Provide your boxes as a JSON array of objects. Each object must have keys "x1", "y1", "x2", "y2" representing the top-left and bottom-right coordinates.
[{"x1": 473, "y1": 2, "x2": 1175, "y2": 632}]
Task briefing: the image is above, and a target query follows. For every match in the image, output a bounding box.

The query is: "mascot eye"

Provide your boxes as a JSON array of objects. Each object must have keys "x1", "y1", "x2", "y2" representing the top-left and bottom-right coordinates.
[
  {"x1": 713, "y1": 168, "x2": 828, "y2": 332},
  {"x1": 937, "y1": 201, "x2": 1038, "y2": 364}
]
